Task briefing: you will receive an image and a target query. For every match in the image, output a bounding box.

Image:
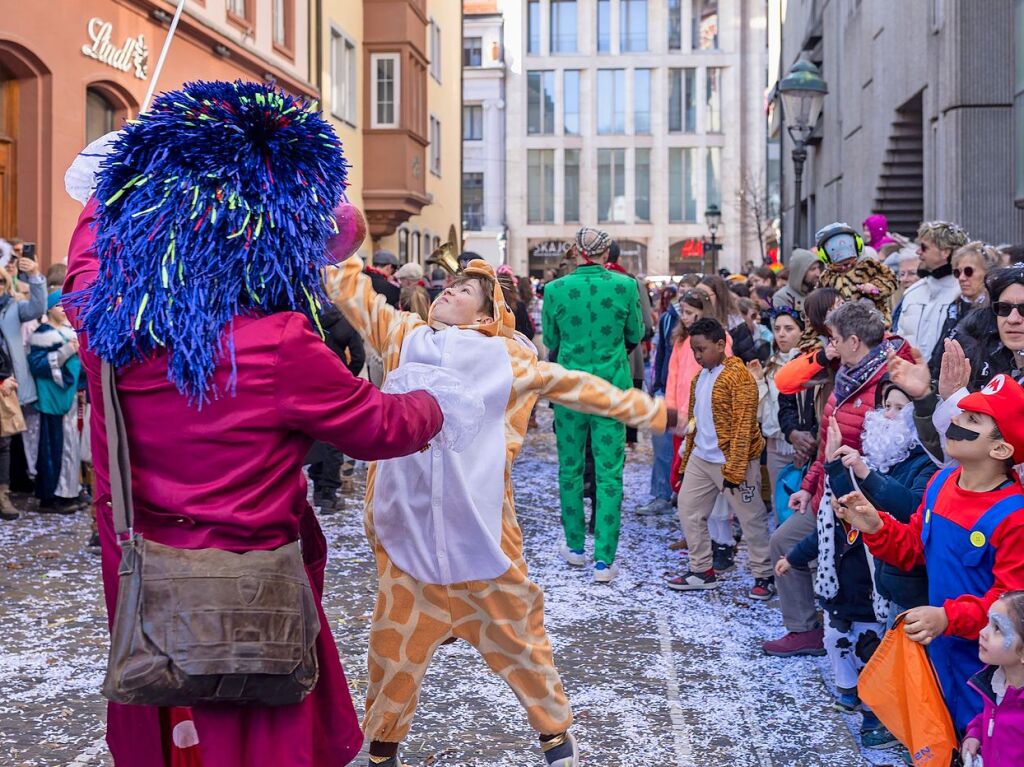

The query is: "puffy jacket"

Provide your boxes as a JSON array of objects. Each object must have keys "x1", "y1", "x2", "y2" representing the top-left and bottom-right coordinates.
[
  {"x1": 895, "y1": 274, "x2": 960, "y2": 362},
  {"x1": 825, "y1": 446, "x2": 935, "y2": 608},
  {"x1": 801, "y1": 338, "x2": 915, "y2": 513}
]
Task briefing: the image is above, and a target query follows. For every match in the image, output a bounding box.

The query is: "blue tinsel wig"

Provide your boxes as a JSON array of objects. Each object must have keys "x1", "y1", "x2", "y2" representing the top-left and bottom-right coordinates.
[{"x1": 70, "y1": 80, "x2": 348, "y2": 403}]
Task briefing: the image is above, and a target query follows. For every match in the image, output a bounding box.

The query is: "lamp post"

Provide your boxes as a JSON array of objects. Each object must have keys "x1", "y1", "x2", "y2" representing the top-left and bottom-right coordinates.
[
  {"x1": 778, "y1": 59, "x2": 828, "y2": 249},
  {"x1": 704, "y1": 203, "x2": 722, "y2": 272}
]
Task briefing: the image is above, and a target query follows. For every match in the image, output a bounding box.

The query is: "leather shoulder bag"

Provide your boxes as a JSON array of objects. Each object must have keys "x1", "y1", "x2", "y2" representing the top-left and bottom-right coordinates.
[{"x1": 100, "y1": 361, "x2": 321, "y2": 707}]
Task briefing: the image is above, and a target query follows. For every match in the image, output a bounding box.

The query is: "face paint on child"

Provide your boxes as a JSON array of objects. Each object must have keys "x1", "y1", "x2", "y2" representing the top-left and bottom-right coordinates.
[
  {"x1": 989, "y1": 610, "x2": 1020, "y2": 651},
  {"x1": 946, "y1": 423, "x2": 983, "y2": 442}
]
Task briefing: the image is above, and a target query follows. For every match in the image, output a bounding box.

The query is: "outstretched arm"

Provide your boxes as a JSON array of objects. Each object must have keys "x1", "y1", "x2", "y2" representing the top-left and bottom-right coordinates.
[
  {"x1": 535, "y1": 360, "x2": 667, "y2": 431},
  {"x1": 325, "y1": 256, "x2": 421, "y2": 357}
]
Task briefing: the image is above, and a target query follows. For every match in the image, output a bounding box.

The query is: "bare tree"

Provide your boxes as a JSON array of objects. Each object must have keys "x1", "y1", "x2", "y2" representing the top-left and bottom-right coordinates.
[{"x1": 734, "y1": 171, "x2": 772, "y2": 266}]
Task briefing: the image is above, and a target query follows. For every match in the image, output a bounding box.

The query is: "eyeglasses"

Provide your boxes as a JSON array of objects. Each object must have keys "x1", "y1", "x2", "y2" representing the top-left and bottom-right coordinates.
[
  {"x1": 953, "y1": 266, "x2": 976, "y2": 279},
  {"x1": 993, "y1": 301, "x2": 1024, "y2": 318}
]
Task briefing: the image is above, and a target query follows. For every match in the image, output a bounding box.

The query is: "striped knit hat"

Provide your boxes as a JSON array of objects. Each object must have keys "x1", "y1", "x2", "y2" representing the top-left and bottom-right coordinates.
[{"x1": 574, "y1": 226, "x2": 612, "y2": 260}]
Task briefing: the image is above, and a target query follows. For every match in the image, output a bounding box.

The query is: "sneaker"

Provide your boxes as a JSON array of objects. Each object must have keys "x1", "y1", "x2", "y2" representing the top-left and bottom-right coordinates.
[
  {"x1": 37, "y1": 497, "x2": 79, "y2": 515},
  {"x1": 637, "y1": 497, "x2": 673, "y2": 516},
  {"x1": 712, "y1": 543, "x2": 736, "y2": 573},
  {"x1": 860, "y1": 724, "x2": 899, "y2": 749},
  {"x1": 761, "y1": 628, "x2": 827, "y2": 657},
  {"x1": 87, "y1": 531, "x2": 101, "y2": 552},
  {"x1": 542, "y1": 732, "x2": 579, "y2": 767},
  {"x1": 315, "y1": 492, "x2": 339, "y2": 515},
  {"x1": 834, "y1": 692, "x2": 862, "y2": 714},
  {"x1": 593, "y1": 561, "x2": 619, "y2": 583},
  {"x1": 748, "y1": 577, "x2": 776, "y2": 601},
  {"x1": 560, "y1": 544, "x2": 586, "y2": 567},
  {"x1": 367, "y1": 757, "x2": 403, "y2": 767},
  {"x1": 666, "y1": 569, "x2": 719, "y2": 591}
]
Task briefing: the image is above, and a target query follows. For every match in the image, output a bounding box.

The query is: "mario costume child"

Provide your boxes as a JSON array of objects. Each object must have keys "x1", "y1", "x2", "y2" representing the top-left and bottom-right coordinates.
[{"x1": 838, "y1": 374, "x2": 1024, "y2": 732}]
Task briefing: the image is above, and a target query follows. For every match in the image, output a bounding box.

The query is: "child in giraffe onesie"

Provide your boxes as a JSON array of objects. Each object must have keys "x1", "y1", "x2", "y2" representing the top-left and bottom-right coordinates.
[{"x1": 328, "y1": 243, "x2": 670, "y2": 767}]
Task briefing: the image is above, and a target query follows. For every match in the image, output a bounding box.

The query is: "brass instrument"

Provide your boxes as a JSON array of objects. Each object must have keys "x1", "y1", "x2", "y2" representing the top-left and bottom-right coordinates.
[{"x1": 427, "y1": 225, "x2": 462, "y2": 276}]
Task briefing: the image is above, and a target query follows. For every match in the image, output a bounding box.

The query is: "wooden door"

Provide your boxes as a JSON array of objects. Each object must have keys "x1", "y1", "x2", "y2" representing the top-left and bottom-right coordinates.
[{"x1": 0, "y1": 65, "x2": 18, "y2": 240}]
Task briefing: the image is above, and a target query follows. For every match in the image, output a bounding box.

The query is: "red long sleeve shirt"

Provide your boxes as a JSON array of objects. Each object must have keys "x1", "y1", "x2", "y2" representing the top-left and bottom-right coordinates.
[{"x1": 864, "y1": 469, "x2": 1024, "y2": 640}]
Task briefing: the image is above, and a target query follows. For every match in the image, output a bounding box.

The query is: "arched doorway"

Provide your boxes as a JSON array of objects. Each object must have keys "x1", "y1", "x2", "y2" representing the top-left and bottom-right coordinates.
[
  {"x1": 0, "y1": 61, "x2": 18, "y2": 239},
  {"x1": 0, "y1": 41, "x2": 51, "y2": 253}
]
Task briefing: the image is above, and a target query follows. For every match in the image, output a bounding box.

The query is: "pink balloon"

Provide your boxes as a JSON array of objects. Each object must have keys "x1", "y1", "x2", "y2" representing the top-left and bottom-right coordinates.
[{"x1": 327, "y1": 203, "x2": 367, "y2": 264}]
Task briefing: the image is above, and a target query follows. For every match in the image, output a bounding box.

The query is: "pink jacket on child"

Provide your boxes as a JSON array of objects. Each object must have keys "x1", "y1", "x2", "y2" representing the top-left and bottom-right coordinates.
[{"x1": 965, "y1": 666, "x2": 1024, "y2": 766}]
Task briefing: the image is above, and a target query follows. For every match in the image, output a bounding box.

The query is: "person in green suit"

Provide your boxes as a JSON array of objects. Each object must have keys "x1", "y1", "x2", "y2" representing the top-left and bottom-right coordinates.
[{"x1": 542, "y1": 227, "x2": 644, "y2": 583}]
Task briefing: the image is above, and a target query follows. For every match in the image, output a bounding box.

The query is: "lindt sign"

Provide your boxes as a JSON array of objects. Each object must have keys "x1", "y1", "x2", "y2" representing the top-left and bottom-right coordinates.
[{"x1": 81, "y1": 18, "x2": 149, "y2": 80}]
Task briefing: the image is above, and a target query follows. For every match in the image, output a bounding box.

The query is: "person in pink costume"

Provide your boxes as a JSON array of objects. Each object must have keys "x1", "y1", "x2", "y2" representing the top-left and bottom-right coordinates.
[{"x1": 62, "y1": 81, "x2": 448, "y2": 767}]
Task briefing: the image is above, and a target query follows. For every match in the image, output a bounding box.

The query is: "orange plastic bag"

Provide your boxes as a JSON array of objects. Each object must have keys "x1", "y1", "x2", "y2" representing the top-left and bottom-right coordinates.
[{"x1": 858, "y1": 614, "x2": 959, "y2": 767}]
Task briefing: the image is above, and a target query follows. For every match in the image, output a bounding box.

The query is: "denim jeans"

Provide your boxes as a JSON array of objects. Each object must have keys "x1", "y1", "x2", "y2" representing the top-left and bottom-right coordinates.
[{"x1": 649, "y1": 428, "x2": 675, "y2": 501}]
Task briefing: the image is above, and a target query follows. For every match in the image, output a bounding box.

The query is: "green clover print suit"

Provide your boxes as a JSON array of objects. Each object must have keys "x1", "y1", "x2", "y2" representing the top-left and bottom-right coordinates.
[{"x1": 541, "y1": 264, "x2": 644, "y2": 564}]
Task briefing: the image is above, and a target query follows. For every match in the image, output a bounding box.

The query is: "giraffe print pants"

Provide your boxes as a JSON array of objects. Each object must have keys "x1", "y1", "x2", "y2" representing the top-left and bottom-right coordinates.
[{"x1": 363, "y1": 548, "x2": 573, "y2": 744}]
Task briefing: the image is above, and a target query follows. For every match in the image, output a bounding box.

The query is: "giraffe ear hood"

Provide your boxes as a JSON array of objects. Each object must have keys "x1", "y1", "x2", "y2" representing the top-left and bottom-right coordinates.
[{"x1": 462, "y1": 259, "x2": 517, "y2": 339}]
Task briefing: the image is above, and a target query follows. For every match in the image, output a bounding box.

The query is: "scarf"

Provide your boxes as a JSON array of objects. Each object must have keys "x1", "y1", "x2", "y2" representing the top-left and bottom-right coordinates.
[
  {"x1": 917, "y1": 262, "x2": 953, "y2": 280},
  {"x1": 605, "y1": 261, "x2": 630, "y2": 276},
  {"x1": 833, "y1": 338, "x2": 900, "y2": 405}
]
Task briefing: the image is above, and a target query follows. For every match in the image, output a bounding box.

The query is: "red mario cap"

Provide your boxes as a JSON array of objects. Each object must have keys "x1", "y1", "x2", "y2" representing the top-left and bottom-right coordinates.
[{"x1": 958, "y1": 374, "x2": 1024, "y2": 463}]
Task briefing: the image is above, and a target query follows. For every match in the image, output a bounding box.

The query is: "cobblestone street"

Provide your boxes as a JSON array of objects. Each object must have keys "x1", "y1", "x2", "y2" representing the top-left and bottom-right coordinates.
[{"x1": 0, "y1": 416, "x2": 902, "y2": 766}]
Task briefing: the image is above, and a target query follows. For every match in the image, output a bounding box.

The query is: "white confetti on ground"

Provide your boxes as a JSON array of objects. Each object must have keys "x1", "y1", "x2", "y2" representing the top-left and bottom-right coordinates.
[{"x1": 0, "y1": 409, "x2": 905, "y2": 766}]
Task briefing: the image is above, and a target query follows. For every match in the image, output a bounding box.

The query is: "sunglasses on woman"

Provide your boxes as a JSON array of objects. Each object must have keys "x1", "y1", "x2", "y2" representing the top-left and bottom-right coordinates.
[
  {"x1": 993, "y1": 301, "x2": 1024, "y2": 318},
  {"x1": 953, "y1": 266, "x2": 976, "y2": 279}
]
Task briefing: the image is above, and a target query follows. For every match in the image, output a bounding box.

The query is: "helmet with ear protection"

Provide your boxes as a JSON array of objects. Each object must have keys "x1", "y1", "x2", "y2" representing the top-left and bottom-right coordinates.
[{"x1": 815, "y1": 222, "x2": 864, "y2": 264}]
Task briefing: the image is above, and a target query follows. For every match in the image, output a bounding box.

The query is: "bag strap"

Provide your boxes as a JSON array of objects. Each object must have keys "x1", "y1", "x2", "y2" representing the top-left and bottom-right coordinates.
[{"x1": 101, "y1": 361, "x2": 134, "y2": 536}]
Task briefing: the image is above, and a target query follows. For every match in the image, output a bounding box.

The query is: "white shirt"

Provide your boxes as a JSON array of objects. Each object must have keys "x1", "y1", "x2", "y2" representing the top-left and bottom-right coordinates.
[
  {"x1": 896, "y1": 274, "x2": 960, "y2": 361},
  {"x1": 693, "y1": 363, "x2": 726, "y2": 464},
  {"x1": 373, "y1": 324, "x2": 514, "y2": 585}
]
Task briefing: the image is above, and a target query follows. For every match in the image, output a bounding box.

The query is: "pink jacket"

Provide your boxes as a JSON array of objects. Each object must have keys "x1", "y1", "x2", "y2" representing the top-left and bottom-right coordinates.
[
  {"x1": 664, "y1": 335, "x2": 733, "y2": 417},
  {"x1": 965, "y1": 666, "x2": 1024, "y2": 767},
  {"x1": 65, "y1": 200, "x2": 443, "y2": 767}
]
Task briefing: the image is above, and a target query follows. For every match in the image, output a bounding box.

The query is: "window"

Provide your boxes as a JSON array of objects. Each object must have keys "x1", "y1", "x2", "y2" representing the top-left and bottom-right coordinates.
[
  {"x1": 528, "y1": 149, "x2": 556, "y2": 223},
  {"x1": 668, "y1": 68, "x2": 696, "y2": 133},
  {"x1": 371, "y1": 53, "x2": 400, "y2": 128},
  {"x1": 705, "y1": 67, "x2": 722, "y2": 132},
  {"x1": 411, "y1": 230, "x2": 421, "y2": 264},
  {"x1": 1016, "y1": 0, "x2": 1024, "y2": 202},
  {"x1": 463, "y1": 36, "x2": 483, "y2": 67},
  {"x1": 598, "y1": 148, "x2": 626, "y2": 223},
  {"x1": 86, "y1": 88, "x2": 115, "y2": 144},
  {"x1": 634, "y1": 69, "x2": 651, "y2": 135},
  {"x1": 463, "y1": 104, "x2": 483, "y2": 140},
  {"x1": 528, "y1": 0, "x2": 541, "y2": 54},
  {"x1": 635, "y1": 149, "x2": 651, "y2": 221},
  {"x1": 527, "y1": 71, "x2": 556, "y2": 135},
  {"x1": 429, "y1": 19, "x2": 442, "y2": 82},
  {"x1": 272, "y1": 0, "x2": 293, "y2": 51},
  {"x1": 620, "y1": 0, "x2": 648, "y2": 52},
  {"x1": 429, "y1": 115, "x2": 441, "y2": 175},
  {"x1": 330, "y1": 28, "x2": 357, "y2": 124},
  {"x1": 692, "y1": 0, "x2": 719, "y2": 50},
  {"x1": 550, "y1": 0, "x2": 577, "y2": 53},
  {"x1": 597, "y1": 69, "x2": 625, "y2": 134},
  {"x1": 227, "y1": 0, "x2": 247, "y2": 19},
  {"x1": 565, "y1": 149, "x2": 580, "y2": 223},
  {"x1": 706, "y1": 146, "x2": 722, "y2": 208},
  {"x1": 597, "y1": 0, "x2": 611, "y2": 53},
  {"x1": 462, "y1": 173, "x2": 484, "y2": 230},
  {"x1": 398, "y1": 229, "x2": 409, "y2": 262},
  {"x1": 564, "y1": 70, "x2": 580, "y2": 135},
  {"x1": 669, "y1": 148, "x2": 697, "y2": 222},
  {"x1": 668, "y1": 0, "x2": 682, "y2": 50}
]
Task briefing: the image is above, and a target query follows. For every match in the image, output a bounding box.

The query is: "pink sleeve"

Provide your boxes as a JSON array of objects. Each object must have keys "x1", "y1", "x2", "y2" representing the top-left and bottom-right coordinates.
[
  {"x1": 275, "y1": 315, "x2": 443, "y2": 461},
  {"x1": 64, "y1": 197, "x2": 102, "y2": 329},
  {"x1": 964, "y1": 712, "x2": 982, "y2": 743}
]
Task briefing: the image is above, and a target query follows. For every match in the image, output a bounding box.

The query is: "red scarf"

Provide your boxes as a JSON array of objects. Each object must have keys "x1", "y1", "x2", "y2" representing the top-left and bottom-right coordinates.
[{"x1": 605, "y1": 262, "x2": 630, "y2": 275}]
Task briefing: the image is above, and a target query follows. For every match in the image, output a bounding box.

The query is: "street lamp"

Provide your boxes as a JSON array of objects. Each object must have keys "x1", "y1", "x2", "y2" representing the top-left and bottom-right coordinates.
[
  {"x1": 778, "y1": 58, "x2": 828, "y2": 248},
  {"x1": 704, "y1": 203, "x2": 722, "y2": 272}
]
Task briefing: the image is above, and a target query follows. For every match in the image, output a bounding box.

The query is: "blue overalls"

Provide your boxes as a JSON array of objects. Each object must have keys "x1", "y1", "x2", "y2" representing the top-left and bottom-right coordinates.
[{"x1": 921, "y1": 467, "x2": 1024, "y2": 732}]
